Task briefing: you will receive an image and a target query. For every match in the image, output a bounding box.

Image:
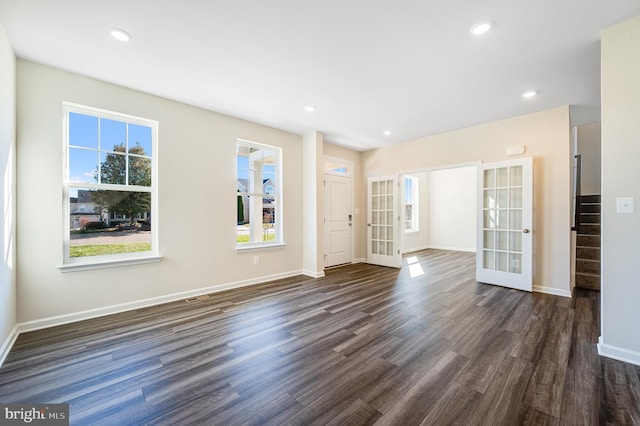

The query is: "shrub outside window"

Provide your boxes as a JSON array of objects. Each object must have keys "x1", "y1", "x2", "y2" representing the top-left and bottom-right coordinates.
[{"x1": 63, "y1": 102, "x2": 158, "y2": 266}]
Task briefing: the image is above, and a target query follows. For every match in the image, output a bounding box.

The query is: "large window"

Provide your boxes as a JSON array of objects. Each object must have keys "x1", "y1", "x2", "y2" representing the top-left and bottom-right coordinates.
[
  {"x1": 404, "y1": 175, "x2": 419, "y2": 232},
  {"x1": 63, "y1": 103, "x2": 158, "y2": 266},
  {"x1": 236, "y1": 140, "x2": 282, "y2": 248}
]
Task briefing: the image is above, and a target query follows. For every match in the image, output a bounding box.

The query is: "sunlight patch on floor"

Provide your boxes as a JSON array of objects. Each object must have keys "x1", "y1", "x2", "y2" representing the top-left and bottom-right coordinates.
[{"x1": 406, "y1": 256, "x2": 424, "y2": 278}]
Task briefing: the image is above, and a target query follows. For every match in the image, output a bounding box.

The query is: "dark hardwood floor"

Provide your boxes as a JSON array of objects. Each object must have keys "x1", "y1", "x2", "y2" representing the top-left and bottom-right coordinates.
[{"x1": 1, "y1": 249, "x2": 639, "y2": 425}]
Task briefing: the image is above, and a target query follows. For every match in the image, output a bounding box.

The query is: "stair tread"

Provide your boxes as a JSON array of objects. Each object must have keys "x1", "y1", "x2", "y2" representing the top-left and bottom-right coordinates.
[{"x1": 575, "y1": 271, "x2": 600, "y2": 277}]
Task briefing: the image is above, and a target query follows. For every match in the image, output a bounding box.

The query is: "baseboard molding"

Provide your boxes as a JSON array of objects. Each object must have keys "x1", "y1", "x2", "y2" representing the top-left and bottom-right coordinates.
[
  {"x1": 16, "y1": 269, "x2": 303, "y2": 335},
  {"x1": 533, "y1": 285, "x2": 572, "y2": 298},
  {"x1": 302, "y1": 269, "x2": 325, "y2": 278},
  {"x1": 352, "y1": 258, "x2": 367, "y2": 264},
  {"x1": 598, "y1": 337, "x2": 640, "y2": 366},
  {"x1": 427, "y1": 245, "x2": 476, "y2": 253},
  {"x1": 401, "y1": 245, "x2": 430, "y2": 255},
  {"x1": 0, "y1": 324, "x2": 19, "y2": 368}
]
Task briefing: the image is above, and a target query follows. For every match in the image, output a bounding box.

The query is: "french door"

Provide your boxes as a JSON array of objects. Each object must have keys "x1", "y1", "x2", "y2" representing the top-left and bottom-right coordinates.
[
  {"x1": 476, "y1": 157, "x2": 533, "y2": 291},
  {"x1": 367, "y1": 176, "x2": 401, "y2": 268}
]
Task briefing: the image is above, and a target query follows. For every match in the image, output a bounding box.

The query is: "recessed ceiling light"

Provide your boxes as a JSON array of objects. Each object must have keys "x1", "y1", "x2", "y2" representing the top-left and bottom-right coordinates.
[
  {"x1": 470, "y1": 21, "x2": 492, "y2": 36},
  {"x1": 110, "y1": 28, "x2": 131, "y2": 42},
  {"x1": 383, "y1": 130, "x2": 392, "y2": 136},
  {"x1": 304, "y1": 105, "x2": 316, "y2": 112},
  {"x1": 521, "y1": 90, "x2": 538, "y2": 99}
]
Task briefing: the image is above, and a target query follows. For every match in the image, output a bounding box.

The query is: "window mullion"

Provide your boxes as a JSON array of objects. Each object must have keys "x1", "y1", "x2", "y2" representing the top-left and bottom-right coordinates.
[
  {"x1": 97, "y1": 117, "x2": 101, "y2": 184},
  {"x1": 69, "y1": 182, "x2": 152, "y2": 193},
  {"x1": 125, "y1": 123, "x2": 129, "y2": 186}
]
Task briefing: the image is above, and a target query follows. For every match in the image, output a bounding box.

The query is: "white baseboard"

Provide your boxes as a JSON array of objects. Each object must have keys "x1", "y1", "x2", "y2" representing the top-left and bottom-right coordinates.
[
  {"x1": 427, "y1": 245, "x2": 476, "y2": 253},
  {"x1": 0, "y1": 324, "x2": 19, "y2": 368},
  {"x1": 598, "y1": 337, "x2": 640, "y2": 366},
  {"x1": 401, "y1": 245, "x2": 430, "y2": 254},
  {"x1": 353, "y1": 258, "x2": 367, "y2": 264},
  {"x1": 533, "y1": 285, "x2": 572, "y2": 298},
  {"x1": 16, "y1": 269, "x2": 303, "y2": 335},
  {"x1": 302, "y1": 269, "x2": 325, "y2": 278}
]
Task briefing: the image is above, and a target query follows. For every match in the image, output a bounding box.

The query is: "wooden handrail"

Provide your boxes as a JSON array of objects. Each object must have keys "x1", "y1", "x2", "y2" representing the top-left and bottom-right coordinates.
[{"x1": 572, "y1": 154, "x2": 582, "y2": 231}]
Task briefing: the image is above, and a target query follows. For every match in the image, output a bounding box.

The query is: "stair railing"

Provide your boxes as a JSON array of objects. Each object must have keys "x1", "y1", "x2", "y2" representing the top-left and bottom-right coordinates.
[{"x1": 572, "y1": 154, "x2": 582, "y2": 231}]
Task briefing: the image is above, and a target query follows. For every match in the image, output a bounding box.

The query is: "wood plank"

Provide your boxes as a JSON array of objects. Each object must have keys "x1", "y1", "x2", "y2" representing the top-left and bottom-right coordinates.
[{"x1": 559, "y1": 367, "x2": 603, "y2": 425}]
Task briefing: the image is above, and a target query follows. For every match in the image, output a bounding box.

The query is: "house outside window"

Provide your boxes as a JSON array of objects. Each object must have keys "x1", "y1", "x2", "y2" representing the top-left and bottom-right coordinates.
[
  {"x1": 405, "y1": 175, "x2": 419, "y2": 232},
  {"x1": 63, "y1": 102, "x2": 158, "y2": 266},
  {"x1": 236, "y1": 140, "x2": 282, "y2": 248}
]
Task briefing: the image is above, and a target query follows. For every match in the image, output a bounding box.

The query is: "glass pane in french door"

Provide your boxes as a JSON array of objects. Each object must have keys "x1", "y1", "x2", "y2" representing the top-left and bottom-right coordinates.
[
  {"x1": 482, "y1": 165, "x2": 524, "y2": 273},
  {"x1": 371, "y1": 178, "x2": 394, "y2": 256}
]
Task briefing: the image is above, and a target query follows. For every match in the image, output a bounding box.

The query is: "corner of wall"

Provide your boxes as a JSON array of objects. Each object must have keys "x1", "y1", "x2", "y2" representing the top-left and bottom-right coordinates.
[{"x1": 0, "y1": 22, "x2": 18, "y2": 367}]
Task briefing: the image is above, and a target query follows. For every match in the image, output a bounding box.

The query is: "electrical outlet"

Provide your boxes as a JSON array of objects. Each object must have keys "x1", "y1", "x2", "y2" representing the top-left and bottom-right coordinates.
[{"x1": 253, "y1": 256, "x2": 260, "y2": 265}]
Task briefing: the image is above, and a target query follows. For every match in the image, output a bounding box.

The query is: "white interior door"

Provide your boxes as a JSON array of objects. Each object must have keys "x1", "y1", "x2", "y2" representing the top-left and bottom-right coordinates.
[
  {"x1": 367, "y1": 176, "x2": 401, "y2": 268},
  {"x1": 476, "y1": 157, "x2": 533, "y2": 291},
  {"x1": 324, "y1": 174, "x2": 353, "y2": 267}
]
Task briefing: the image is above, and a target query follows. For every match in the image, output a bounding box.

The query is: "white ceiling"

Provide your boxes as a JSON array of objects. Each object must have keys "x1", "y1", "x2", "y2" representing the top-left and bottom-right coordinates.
[{"x1": 1, "y1": 0, "x2": 639, "y2": 151}]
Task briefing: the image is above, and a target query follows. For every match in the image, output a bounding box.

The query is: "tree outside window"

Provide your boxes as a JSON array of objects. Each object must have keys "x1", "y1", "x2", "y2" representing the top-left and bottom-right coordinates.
[{"x1": 64, "y1": 103, "x2": 157, "y2": 262}]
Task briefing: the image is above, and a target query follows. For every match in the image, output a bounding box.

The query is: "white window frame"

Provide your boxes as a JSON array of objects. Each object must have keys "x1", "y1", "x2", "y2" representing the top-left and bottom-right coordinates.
[
  {"x1": 404, "y1": 175, "x2": 419, "y2": 233},
  {"x1": 60, "y1": 102, "x2": 160, "y2": 271},
  {"x1": 236, "y1": 139, "x2": 283, "y2": 250},
  {"x1": 324, "y1": 156, "x2": 353, "y2": 177}
]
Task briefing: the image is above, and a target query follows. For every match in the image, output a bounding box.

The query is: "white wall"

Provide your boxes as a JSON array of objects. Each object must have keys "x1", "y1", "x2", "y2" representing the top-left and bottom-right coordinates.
[
  {"x1": 576, "y1": 123, "x2": 601, "y2": 196},
  {"x1": 16, "y1": 60, "x2": 304, "y2": 326},
  {"x1": 302, "y1": 131, "x2": 324, "y2": 277},
  {"x1": 0, "y1": 24, "x2": 17, "y2": 363},
  {"x1": 427, "y1": 167, "x2": 476, "y2": 252},
  {"x1": 599, "y1": 16, "x2": 640, "y2": 365},
  {"x1": 362, "y1": 107, "x2": 572, "y2": 296}
]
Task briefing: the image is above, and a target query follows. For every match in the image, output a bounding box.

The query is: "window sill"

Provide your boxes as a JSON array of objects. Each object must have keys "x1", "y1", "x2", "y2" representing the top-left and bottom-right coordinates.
[
  {"x1": 59, "y1": 255, "x2": 162, "y2": 272},
  {"x1": 405, "y1": 230, "x2": 420, "y2": 234},
  {"x1": 235, "y1": 243, "x2": 286, "y2": 253}
]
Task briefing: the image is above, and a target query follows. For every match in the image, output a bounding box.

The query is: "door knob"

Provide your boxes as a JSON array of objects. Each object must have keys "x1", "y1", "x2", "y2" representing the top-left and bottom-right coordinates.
[{"x1": 522, "y1": 229, "x2": 530, "y2": 234}]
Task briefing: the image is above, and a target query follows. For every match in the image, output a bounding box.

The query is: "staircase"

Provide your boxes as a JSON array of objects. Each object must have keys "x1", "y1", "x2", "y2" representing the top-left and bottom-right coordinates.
[{"x1": 575, "y1": 194, "x2": 601, "y2": 290}]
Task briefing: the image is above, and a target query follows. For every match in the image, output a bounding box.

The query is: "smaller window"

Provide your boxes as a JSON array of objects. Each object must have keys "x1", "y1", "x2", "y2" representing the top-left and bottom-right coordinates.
[
  {"x1": 404, "y1": 175, "x2": 419, "y2": 232},
  {"x1": 236, "y1": 140, "x2": 282, "y2": 248},
  {"x1": 324, "y1": 157, "x2": 352, "y2": 177}
]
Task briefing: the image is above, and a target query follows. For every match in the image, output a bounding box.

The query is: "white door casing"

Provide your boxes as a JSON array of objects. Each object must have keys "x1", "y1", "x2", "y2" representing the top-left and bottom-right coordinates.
[
  {"x1": 476, "y1": 157, "x2": 533, "y2": 291},
  {"x1": 367, "y1": 176, "x2": 401, "y2": 268},
  {"x1": 324, "y1": 174, "x2": 353, "y2": 267}
]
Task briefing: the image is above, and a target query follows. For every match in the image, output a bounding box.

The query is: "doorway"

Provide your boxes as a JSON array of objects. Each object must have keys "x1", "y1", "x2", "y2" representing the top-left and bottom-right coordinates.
[
  {"x1": 324, "y1": 157, "x2": 354, "y2": 268},
  {"x1": 399, "y1": 165, "x2": 477, "y2": 255}
]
